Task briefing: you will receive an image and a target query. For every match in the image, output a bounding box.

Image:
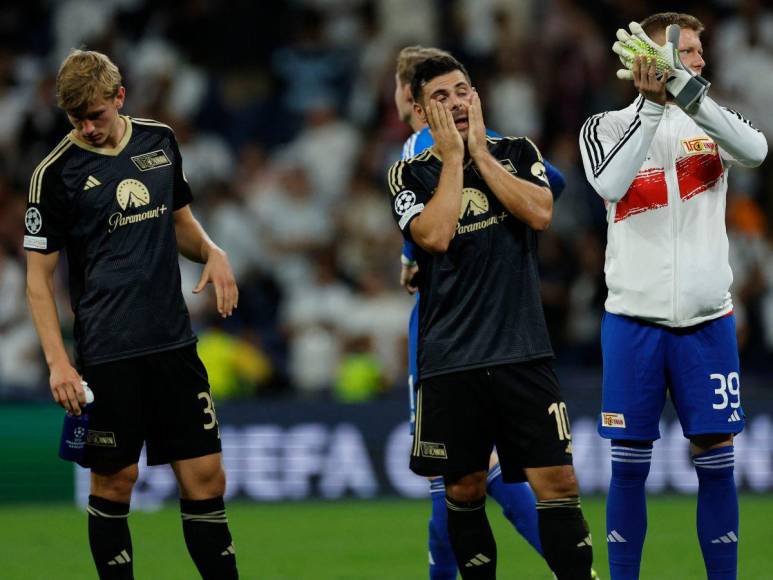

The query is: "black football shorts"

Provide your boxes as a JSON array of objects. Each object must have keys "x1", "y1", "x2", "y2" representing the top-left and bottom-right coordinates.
[
  {"x1": 410, "y1": 358, "x2": 575, "y2": 482},
  {"x1": 80, "y1": 344, "x2": 222, "y2": 470}
]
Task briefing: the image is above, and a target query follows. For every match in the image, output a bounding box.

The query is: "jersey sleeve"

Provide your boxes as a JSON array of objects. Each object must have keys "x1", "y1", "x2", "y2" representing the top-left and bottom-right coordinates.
[
  {"x1": 688, "y1": 97, "x2": 767, "y2": 168},
  {"x1": 402, "y1": 239, "x2": 417, "y2": 263},
  {"x1": 23, "y1": 164, "x2": 69, "y2": 254},
  {"x1": 543, "y1": 159, "x2": 565, "y2": 200},
  {"x1": 170, "y1": 131, "x2": 193, "y2": 210},
  {"x1": 387, "y1": 160, "x2": 431, "y2": 242},
  {"x1": 579, "y1": 98, "x2": 664, "y2": 203}
]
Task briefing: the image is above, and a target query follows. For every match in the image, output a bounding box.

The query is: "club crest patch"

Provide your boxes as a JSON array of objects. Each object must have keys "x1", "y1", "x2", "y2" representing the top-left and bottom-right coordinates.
[
  {"x1": 681, "y1": 137, "x2": 717, "y2": 156},
  {"x1": 131, "y1": 149, "x2": 172, "y2": 171},
  {"x1": 420, "y1": 442, "x2": 448, "y2": 459},
  {"x1": 87, "y1": 430, "x2": 117, "y2": 447},
  {"x1": 601, "y1": 413, "x2": 626, "y2": 428}
]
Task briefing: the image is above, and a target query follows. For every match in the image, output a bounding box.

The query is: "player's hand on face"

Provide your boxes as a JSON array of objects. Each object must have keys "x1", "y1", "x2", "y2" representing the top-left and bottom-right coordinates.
[
  {"x1": 633, "y1": 55, "x2": 668, "y2": 106},
  {"x1": 400, "y1": 262, "x2": 419, "y2": 294},
  {"x1": 427, "y1": 100, "x2": 464, "y2": 161},
  {"x1": 49, "y1": 362, "x2": 86, "y2": 415},
  {"x1": 467, "y1": 90, "x2": 488, "y2": 160},
  {"x1": 193, "y1": 248, "x2": 239, "y2": 318}
]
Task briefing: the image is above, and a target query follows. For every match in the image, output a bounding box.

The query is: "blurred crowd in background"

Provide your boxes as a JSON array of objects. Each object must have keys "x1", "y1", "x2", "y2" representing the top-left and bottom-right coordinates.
[{"x1": 1, "y1": 0, "x2": 772, "y2": 402}]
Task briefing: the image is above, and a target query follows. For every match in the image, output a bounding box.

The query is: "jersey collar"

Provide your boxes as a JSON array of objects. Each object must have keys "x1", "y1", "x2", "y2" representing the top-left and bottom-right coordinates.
[
  {"x1": 429, "y1": 145, "x2": 476, "y2": 169},
  {"x1": 67, "y1": 115, "x2": 133, "y2": 156}
]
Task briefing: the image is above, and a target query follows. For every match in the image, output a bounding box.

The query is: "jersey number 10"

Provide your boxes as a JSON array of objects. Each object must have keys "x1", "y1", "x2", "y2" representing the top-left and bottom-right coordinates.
[{"x1": 548, "y1": 402, "x2": 572, "y2": 441}]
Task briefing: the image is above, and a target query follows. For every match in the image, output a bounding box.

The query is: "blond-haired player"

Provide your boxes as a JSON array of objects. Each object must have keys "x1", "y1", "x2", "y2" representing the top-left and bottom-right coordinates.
[{"x1": 25, "y1": 49, "x2": 239, "y2": 579}]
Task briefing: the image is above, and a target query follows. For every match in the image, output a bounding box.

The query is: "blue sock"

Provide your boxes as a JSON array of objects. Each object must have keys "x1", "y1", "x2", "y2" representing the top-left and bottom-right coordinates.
[
  {"x1": 693, "y1": 447, "x2": 738, "y2": 580},
  {"x1": 607, "y1": 442, "x2": 652, "y2": 580},
  {"x1": 429, "y1": 478, "x2": 457, "y2": 580},
  {"x1": 486, "y1": 463, "x2": 542, "y2": 554}
]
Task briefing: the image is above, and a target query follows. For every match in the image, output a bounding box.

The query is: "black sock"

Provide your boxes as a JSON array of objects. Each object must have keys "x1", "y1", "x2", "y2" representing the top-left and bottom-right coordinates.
[
  {"x1": 180, "y1": 496, "x2": 238, "y2": 580},
  {"x1": 537, "y1": 497, "x2": 594, "y2": 580},
  {"x1": 87, "y1": 495, "x2": 133, "y2": 580},
  {"x1": 445, "y1": 496, "x2": 497, "y2": 579}
]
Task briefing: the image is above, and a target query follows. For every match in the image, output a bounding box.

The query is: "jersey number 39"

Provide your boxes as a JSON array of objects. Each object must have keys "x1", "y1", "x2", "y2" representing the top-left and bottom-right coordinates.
[{"x1": 710, "y1": 372, "x2": 741, "y2": 410}]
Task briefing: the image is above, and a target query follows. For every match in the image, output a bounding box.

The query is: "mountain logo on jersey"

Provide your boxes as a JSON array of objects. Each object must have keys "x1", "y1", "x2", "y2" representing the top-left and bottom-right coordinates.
[
  {"x1": 131, "y1": 149, "x2": 172, "y2": 171},
  {"x1": 457, "y1": 188, "x2": 508, "y2": 235},
  {"x1": 109, "y1": 179, "x2": 167, "y2": 233},
  {"x1": 460, "y1": 188, "x2": 489, "y2": 219},
  {"x1": 25, "y1": 207, "x2": 42, "y2": 234},
  {"x1": 116, "y1": 179, "x2": 150, "y2": 210}
]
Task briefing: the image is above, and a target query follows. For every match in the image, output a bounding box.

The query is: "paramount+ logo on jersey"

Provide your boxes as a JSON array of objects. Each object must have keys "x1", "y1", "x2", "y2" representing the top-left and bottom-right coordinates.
[
  {"x1": 456, "y1": 187, "x2": 508, "y2": 235},
  {"x1": 108, "y1": 179, "x2": 168, "y2": 233}
]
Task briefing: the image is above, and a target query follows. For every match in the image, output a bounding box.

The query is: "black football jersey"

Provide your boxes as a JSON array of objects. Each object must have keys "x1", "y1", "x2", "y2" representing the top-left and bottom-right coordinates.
[
  {"x1": 24, "y1": 116, "x2": 196, "y2": 366},
  {"x1": 388, "y1": 137, "x2": 554, "y2": 378}
]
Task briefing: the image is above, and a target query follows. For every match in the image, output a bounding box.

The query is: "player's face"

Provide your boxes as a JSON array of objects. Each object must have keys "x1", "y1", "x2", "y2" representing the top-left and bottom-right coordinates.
[
  {"x1": 394, "y1": 74, "x2": 414, "y2": 124},
  {"x1": 676, "y1": 29, "x2": 705, "y2": 75},
  {"x1": 67, "y1": 87, "x2": 126, "y2": 148},
  {"x1": 415, "y1": 70, "x2": 474, "y2": 140},
  {"x1": 653, "y1": 28, "x2": 705, "y2": 75}
]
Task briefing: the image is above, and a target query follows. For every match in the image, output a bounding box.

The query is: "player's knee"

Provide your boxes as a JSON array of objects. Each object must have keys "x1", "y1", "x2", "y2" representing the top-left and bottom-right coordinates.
[
  {"x1": 445, "y1": 471, "x2": 487, "y2": 502},
  {"x1": 549, "y1": 469, "x2": 579, "y2": 498},
  {"x1": 179, "y1": 464, "x2": 227, "y2": 499},
  {"x1": 690, "y1": 433, "x2": 733, "y2": 455},
  {"x1": 529, "y1": 465, "x2": 579, "y2": 500},
  {"x1": 91, "y1": 464, "x2": 139, "y2": 502}
]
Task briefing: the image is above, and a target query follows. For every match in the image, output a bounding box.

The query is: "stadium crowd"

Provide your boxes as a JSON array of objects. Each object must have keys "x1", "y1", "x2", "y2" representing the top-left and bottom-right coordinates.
[{"x1": 1, "y1": 0, "x2": 772, "y2": 400}]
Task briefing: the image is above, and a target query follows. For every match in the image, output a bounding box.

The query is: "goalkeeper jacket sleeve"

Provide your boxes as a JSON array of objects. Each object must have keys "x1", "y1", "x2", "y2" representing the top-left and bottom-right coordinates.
[
  {"x1": 686, "y1": 96, "x2": 767, "y2": 168},
  {"x1": 579, "y1": 96, "x2": 665, "y2": 203}
]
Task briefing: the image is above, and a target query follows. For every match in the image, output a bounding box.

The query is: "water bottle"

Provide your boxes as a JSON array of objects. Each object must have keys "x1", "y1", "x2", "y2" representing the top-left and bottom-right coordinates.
[{"x1": 58, "y1": 381, "x2": 94, "y2": 463}]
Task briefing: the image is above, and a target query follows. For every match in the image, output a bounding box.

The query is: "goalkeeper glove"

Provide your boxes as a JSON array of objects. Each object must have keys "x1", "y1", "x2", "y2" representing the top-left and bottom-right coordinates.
[{"x1": 613, "y1": 22, "x2": 710, "y2": 112}]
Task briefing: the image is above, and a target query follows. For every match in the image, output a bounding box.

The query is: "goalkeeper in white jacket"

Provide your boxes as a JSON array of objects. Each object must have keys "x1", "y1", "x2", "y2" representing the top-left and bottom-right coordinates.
[{"x1": 579, "y1": 11, "x2": 767, "y2": 580}]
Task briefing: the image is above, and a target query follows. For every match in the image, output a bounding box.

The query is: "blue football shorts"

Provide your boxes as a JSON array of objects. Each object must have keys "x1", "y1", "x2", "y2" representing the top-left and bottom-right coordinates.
[{"x1": 599, "y1": 311, "x2": 745, "y2": 441}]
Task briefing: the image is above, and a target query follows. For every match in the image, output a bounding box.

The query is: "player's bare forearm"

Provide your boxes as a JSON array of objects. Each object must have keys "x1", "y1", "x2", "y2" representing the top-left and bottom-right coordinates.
[
  {"x1": 174, "y1": 205, "x2": 239, "y2": 317},
  {"x1": 409, "y1": 156, "x2": 463, "y2": 253},
  {"x1": 26, "y1": 252, "x2": 70, "y2": 368},
  {"x1": 473, "y1": 151, "x2": 552, "y2": 230},
  {"x1": 173, "y1": 205, "x2": 216, "y2": 263},
  {"x1": 26, "y1": 251, "x2": 86, "y2": 413}
]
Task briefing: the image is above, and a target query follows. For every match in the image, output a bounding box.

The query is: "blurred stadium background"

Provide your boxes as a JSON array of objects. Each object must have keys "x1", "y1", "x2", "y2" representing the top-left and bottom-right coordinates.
[{"x1": 1, "y1": 0, "x2": 772, "y2": 578}]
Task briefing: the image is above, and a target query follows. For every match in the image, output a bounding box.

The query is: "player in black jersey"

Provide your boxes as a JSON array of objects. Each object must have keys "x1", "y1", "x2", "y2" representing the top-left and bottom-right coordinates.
[
  {"x1": 24, "y1": 50, "x2": 238, "y2": 580},
  {"x1": 387, "y1": 55, "x2": 595, "y2": 580}
]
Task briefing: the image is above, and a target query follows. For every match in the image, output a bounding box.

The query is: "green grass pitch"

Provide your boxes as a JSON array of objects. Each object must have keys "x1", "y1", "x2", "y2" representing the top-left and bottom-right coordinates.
[{"x1": 1, "y1": 495, "x2": 771, "y2": 579}]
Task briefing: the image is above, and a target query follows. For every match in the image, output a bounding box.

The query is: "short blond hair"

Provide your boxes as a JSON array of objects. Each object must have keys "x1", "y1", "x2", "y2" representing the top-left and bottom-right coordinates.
[
  {"x1": 56, "y1": 49, "x2": 122, "y2": 116},
  {"x1": 396, "y1": 45, "x2": 452, "y2": 87},
  {"x1": 640, "y1": 12, "x2": 704, "y2": 37}
]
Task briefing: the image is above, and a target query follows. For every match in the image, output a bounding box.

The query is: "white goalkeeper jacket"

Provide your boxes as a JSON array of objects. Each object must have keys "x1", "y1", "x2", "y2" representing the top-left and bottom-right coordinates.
[{"x1": 580, "y1": 95, "x2": 767, "y2": 327}]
